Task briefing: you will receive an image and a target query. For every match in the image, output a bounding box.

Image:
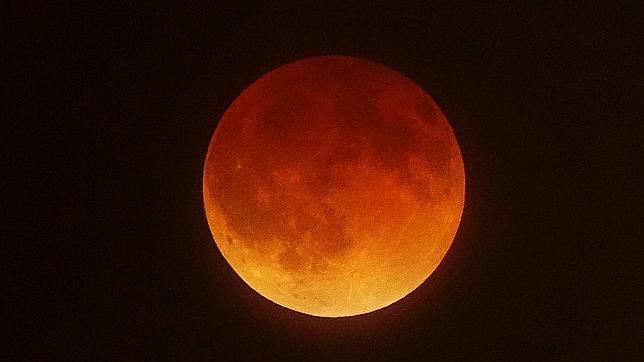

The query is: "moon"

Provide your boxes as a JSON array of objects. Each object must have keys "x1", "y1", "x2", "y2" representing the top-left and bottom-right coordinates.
[{"x1": 203, "y1": 56, "x2": 465, "y2": 317}]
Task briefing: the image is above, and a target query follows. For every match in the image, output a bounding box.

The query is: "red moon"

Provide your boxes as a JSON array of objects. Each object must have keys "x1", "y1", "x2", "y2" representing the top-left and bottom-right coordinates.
[{"x1": 203, "y1": 56, "x2": 465, "y2": 317}]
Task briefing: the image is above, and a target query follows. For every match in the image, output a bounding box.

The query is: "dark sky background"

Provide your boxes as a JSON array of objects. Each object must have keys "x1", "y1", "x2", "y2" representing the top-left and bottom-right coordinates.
[{"x1": 8, "y1": 2, "x2": 639, "y2": 360}]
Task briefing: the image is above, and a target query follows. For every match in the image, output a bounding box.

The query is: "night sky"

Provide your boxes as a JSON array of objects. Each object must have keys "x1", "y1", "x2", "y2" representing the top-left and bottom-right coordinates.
[{"x1": 9, "y1": 2, "x2": 639, "y2": 360}]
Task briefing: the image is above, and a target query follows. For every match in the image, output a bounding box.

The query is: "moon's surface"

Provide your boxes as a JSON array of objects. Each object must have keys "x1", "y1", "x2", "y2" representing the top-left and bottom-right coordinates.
[{"x1": 203, "y1": 56, "x2": 465, "y2": 317}]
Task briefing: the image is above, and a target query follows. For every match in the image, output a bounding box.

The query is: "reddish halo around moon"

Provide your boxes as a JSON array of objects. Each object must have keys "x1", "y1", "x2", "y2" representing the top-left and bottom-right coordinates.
[{"x1": 203, "y1": 56, "x2": 465, "y2": 317}]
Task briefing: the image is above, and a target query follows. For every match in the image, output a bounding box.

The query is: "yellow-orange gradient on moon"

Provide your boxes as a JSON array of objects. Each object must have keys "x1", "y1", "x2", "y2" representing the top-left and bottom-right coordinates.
[{"x1": 203, "y1": 56, "x2": 465, "y2": 317}]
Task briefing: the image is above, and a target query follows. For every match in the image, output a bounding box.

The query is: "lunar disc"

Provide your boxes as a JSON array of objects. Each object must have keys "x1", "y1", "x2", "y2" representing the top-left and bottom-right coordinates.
[{"x1": 203, "y1": 56, "x2": 465, "y2": 317}]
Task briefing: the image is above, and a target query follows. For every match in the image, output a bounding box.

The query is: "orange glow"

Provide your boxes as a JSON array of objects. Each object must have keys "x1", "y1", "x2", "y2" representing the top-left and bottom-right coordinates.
[{"x1": 203, "y1": 56, "x2": 465, "y2": 317}]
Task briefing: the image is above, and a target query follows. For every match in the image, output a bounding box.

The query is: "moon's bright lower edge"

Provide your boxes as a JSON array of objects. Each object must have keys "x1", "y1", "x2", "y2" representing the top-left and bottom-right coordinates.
[{"x1": 203, "y1": 56, "x2": 465, "y2": 317}]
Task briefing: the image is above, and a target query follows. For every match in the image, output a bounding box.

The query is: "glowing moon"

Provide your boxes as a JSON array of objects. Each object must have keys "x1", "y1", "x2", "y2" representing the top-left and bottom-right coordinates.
[{"x1": 203, "y1": 56, "x2": 465, "y2": 317}]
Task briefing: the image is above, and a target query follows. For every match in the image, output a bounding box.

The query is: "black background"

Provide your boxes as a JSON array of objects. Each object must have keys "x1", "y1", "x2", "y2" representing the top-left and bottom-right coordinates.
[{"x1": 8, "y1": 2, "x2": 639, "y2": 360}]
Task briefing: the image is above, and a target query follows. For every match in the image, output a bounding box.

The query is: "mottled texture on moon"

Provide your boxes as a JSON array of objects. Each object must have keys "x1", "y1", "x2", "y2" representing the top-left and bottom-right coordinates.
[{"x1": 203, "y1": 56, "x2": 465, "y2": 317}]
